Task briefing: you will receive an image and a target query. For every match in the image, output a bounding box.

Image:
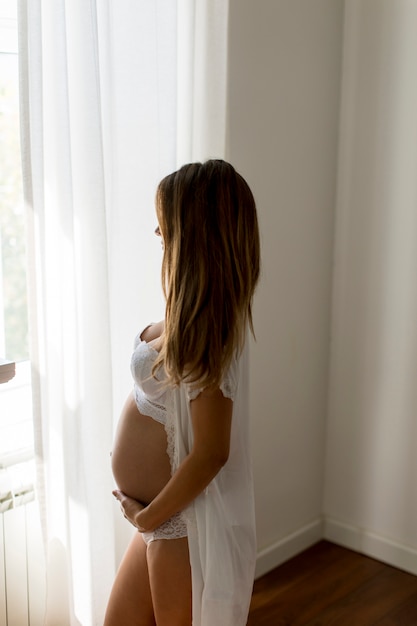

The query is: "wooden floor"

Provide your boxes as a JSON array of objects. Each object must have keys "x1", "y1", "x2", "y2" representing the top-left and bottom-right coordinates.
[{"x1": 247, "y1": 540, "x2": 417, "y2": 625}]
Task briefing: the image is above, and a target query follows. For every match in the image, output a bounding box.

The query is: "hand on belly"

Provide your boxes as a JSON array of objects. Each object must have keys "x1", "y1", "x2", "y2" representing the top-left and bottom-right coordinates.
[{"x1": 111, "y1": 394, "x2": 171, "y2": 505}]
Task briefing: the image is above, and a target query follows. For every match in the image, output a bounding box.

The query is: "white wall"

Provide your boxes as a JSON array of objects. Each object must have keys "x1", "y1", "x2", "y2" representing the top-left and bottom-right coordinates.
[
  {"x1": 227, "y1": 0, "x2": 344, "y2": 575},
  {"x1": 323, "y1": 0, "x2": 417, "y2": 575},
  {"x1": 228, "y1": 0, "x2": 417, "y2": 579}
]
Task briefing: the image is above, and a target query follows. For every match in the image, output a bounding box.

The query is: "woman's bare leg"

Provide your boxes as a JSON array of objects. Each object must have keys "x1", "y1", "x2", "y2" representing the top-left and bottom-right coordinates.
[
  {"x1": 104, "y1": 533, "x2": 156, "y2": 626},
  {"x1": 146, "y1": 537, "x2": 192, "y2": 626}
]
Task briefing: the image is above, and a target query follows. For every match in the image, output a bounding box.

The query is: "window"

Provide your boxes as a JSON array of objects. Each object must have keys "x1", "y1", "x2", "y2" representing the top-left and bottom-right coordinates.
[{"x1": 0, "y1": 0, "x2": 35, "y2": 511}]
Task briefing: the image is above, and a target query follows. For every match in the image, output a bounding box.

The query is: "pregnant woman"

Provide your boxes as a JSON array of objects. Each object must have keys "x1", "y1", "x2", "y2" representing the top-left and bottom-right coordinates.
[{"x1": 104, "y1": 159, "x2": 260, "y2": 626}]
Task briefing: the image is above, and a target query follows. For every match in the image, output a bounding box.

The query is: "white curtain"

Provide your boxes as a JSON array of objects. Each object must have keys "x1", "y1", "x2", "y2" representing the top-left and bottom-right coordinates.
[{"x1": 18, "y1": 1, "x2": 229, "y2": 624}]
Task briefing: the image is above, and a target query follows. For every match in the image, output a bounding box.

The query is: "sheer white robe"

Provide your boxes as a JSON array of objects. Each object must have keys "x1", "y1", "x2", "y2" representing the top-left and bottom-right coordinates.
[{"x1": 165, "y1": 351, "x2": 256, "y2": 625}]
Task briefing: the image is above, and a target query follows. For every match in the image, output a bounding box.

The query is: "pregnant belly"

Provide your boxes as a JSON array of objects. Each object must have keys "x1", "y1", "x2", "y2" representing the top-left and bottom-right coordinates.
[{"x1": 111, "y1": 393, "x2": 171, "y2": 505}]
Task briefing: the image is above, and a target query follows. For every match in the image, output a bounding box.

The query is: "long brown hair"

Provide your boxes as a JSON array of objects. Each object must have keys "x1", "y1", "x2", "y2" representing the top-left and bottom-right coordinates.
[{"x1": 154, "y1": 159, "x2": 260, "y2": 390}]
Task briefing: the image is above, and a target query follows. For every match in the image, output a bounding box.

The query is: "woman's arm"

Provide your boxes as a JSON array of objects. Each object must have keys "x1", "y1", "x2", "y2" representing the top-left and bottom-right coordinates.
[{"x1": 115, "y1": 387, "x2": 232, "y2": 532}]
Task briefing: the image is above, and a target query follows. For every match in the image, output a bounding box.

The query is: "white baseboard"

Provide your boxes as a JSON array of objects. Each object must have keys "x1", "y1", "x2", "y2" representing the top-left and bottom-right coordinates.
[
  {"x1": 323, "y1": 517, "x2": 417, "y2": 576},
  {"x1": 255, "y1": 518, "x2": 323, "y2": 579},
  {"x1": 255, "y1": 516, "x2": 417, "y2": 579}
]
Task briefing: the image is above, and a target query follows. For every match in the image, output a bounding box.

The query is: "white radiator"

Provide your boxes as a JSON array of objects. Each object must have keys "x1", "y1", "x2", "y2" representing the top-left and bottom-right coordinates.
[{"x1": 0, "y1": 451, "x2": 46, "y2": 626}]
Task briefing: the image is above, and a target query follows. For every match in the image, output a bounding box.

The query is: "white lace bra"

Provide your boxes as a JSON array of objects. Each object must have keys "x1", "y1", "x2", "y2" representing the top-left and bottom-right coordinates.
[
  {"x1": 130, "y1": 328, "x2": 238, "y2": 425},
  {"x1": 131, "y1": 333, "x2": 167, "y2": 425}
]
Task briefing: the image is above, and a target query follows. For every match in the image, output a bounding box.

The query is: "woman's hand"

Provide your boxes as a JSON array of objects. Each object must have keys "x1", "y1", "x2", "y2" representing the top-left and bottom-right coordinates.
[{"x1": 112, "y1": 490, "x2": 147, "y2": 531}]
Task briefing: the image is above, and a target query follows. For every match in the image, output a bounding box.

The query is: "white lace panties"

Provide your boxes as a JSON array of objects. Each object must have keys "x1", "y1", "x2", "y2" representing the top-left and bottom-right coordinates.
[{"x1": 141, "y1": 511, "x2": 188, "y2": 544}]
